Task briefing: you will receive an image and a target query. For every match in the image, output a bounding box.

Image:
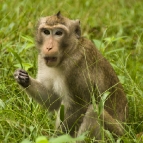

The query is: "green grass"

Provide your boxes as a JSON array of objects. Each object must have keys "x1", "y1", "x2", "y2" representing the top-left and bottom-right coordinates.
[{"x1": 0, "y1": 0, "x2": 143, "y2": 142}]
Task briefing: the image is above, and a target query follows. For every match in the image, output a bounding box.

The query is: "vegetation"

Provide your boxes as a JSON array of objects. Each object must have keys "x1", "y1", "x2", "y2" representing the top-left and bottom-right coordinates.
[{"x1": 0, "y1": 0, "x2": 143, "y2": 142}]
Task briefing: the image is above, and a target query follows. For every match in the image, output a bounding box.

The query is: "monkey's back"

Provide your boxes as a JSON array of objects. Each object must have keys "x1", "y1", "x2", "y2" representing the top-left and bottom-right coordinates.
[{"x1": 67, "y1": 37, "x2": 128, "y2": 122}]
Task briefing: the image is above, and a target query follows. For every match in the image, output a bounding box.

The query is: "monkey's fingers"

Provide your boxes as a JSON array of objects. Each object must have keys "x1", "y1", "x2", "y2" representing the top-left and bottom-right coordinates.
[
  {"x1": 18, "y1": 75, "x2": 29, "y2": 81},
  {"x1": 17, "y1": 75, "x2": 30, "y2": 87},
  {"x1": 19, "y1": 71, "x2": 29, "y2": 78},
  {"x1": 19, "y1": 69, "x2": 28, "y2": 74},
  {"x1": 14, "y1": 69, "x2": 30, "y2": 87},
  {"x1": 14, "y1": 69, "x2": 26, "y2": 76}
]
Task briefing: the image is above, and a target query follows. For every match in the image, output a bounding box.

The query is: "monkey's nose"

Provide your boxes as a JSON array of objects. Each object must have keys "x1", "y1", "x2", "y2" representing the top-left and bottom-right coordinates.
[{"x1": 47, "y1": 47, "x2": 52, "y2": 51}]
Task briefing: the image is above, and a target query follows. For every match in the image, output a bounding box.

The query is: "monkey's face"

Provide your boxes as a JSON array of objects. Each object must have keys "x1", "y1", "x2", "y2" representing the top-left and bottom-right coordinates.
[
  {"x1": 36, "y1": 13, "x2": 81, "y2": 67},
  {"x1": 37, "y1": 24, "x2": 69, "y2": 67}
]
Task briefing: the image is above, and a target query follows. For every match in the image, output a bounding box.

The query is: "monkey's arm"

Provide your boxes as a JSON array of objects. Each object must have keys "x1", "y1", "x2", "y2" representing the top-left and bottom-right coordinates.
[{"x1": 14, "y1": 69, "x2": 61, "y2": 111}]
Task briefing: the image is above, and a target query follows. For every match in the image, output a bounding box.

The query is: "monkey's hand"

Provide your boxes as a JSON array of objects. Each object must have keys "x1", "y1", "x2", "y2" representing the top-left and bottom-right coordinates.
[{"x1": 14, "y1": 69, "x2": 30, "y2": 88}]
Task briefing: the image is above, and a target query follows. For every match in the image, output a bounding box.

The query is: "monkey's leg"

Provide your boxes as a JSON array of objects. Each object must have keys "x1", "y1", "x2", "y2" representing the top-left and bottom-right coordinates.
[
  {"x1": 56, "y1": 104, "x2": 86, "y2": 137},
  {"x1": 77, "y1": 104, "x2": 102, "y2": 142},
  {"x1": 77, "y1": 105, "x2": 124, "y2": 142},
  {"x1": 100, "y1": 109, "x2": 124, "y2": 136}
]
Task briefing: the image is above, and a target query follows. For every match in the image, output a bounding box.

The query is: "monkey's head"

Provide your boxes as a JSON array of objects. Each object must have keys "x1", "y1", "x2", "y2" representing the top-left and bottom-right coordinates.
[{"x1": 36, "y1": 12, "x2": 81, "y2": 67}]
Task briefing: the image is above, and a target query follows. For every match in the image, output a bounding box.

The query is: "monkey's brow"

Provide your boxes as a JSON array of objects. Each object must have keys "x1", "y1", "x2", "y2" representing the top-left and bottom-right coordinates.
[
  {"x1": 40, "y1": 21, "x2": 66, "y2": 27},
  {"x1": 38, "y1": 24, "x2": 70, "y2": 33}
]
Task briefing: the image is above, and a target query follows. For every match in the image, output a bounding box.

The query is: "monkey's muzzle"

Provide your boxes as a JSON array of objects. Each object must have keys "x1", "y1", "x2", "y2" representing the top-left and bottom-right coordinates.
[{"x1": 44, "y1": 57, "x2": 57, "y2": 62}]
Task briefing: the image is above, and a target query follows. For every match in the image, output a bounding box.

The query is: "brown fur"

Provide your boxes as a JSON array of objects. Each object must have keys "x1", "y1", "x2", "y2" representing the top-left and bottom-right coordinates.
[{"x1": 14, "y1": 13, "x2": 128, "y2": 142}]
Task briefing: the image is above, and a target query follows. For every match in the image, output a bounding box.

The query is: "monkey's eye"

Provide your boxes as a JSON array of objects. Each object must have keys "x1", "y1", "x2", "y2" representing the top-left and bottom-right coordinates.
[
  {"x1": 55, "y1": 31, "x2": 63, "y2": 36},
  {"x1": 43, "y1": 29, "x2": 50, "y2": 35}
]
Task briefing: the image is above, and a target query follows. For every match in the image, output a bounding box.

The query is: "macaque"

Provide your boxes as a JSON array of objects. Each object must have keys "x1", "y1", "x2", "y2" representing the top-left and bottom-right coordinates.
[{"x1": 14, "y1": 12, "x2": 128, "y2": 142}]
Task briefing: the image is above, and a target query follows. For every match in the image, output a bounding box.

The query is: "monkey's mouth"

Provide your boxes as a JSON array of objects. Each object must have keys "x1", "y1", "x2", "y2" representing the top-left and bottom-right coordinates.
[{"x1": 44, "y1": 57, "x2": 57, "y2": 62}]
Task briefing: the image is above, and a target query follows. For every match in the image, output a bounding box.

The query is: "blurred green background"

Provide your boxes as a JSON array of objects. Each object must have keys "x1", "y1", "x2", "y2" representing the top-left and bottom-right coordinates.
[{"x1": 0, "y1": 0, "x2": 143, "y2": 142}]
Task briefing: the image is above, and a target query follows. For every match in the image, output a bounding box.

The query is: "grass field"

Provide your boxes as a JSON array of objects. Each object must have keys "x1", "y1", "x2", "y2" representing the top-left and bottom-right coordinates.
[{"x1": 0, "y1": 0, "x2": 143, "y2": 142}]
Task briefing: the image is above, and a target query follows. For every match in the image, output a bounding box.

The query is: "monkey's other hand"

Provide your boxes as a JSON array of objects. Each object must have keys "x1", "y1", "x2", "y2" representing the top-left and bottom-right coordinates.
[{"x1": 14, "y1": 69, "x2": 30, "y2": 88}]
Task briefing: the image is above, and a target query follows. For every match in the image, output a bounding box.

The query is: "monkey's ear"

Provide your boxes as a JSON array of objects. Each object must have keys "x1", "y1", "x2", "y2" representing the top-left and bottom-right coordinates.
[
  {"x1": 74, "y1": 19, "x2": 81, "y2": 39},
  {"x1": 56, "y1": 11, "x2": 61, "y2": 18}
]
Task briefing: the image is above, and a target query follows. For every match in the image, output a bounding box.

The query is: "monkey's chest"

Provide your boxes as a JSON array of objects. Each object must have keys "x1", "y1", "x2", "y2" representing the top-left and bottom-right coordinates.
[
  {"x1": 52, "y1": 77, "x2": 69, "y2": 97},
  {"x1": 38, "y1": 68, "x2": 69, "y2": 97}
]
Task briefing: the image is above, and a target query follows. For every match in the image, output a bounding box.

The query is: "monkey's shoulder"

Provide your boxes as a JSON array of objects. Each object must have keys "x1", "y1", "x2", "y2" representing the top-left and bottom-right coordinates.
[
  {"x1": 79, "y1": 37, "x2": 95, "y2": 47},
  {"x1": 78, "y1": 37, "x2": 105, "y2": 62},
  {"x1": 79, "y1": 37, "x2": 100, "y2": 53}
]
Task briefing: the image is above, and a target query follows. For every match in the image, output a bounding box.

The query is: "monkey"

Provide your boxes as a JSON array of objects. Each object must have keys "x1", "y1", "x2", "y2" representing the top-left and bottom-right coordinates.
[{"x1": 14, "y1": 12, "x2": 128, "y2": 142}]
